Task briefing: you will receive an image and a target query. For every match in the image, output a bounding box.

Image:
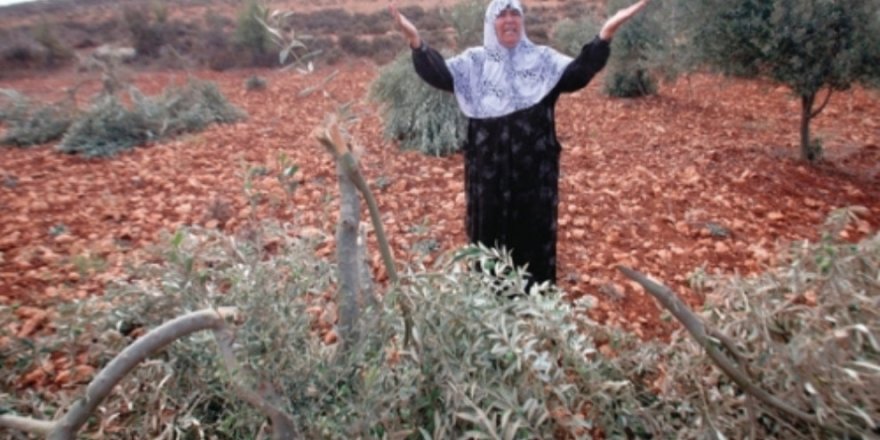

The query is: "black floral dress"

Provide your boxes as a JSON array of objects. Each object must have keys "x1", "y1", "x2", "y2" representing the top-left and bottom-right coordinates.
[{"x1": 412, "y1": 38, "x2": 610, "y2": 284}]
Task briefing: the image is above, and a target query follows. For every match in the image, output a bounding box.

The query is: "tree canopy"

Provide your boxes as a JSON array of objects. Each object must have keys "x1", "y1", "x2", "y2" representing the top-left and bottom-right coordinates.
[{"x1": 691, "y1": 0, "x2": 880, "y2": 161}]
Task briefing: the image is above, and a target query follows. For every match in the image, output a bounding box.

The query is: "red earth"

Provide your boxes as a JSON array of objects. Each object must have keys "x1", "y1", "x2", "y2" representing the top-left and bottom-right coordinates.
[{"x1": 1, "y1": 59, "x2": 878, "y2": 364}]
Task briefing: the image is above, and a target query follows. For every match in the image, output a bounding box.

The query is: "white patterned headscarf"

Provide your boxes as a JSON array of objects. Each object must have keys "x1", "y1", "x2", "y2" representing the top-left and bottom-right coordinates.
[{"x1": 446, "y1": 0, "x2": 573, "y2": 119}]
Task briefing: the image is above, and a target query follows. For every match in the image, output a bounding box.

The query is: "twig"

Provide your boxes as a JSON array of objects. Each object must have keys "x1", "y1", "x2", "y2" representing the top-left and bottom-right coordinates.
[
  {"x1": 617, "y1": 266, "x2": 866, "y2": 438},
  {"x1": 707, "y1": 327, "x2": 758, "y2": 439},
  {"x1": 810, "y1": 87, "x2": 834, "y2": 119},
  {"x1": 298, "y1": 70, "x2": 339, "y2": 98},
  {"x1": 212, "y1": 325, "x2": 298, "y2": 439}
]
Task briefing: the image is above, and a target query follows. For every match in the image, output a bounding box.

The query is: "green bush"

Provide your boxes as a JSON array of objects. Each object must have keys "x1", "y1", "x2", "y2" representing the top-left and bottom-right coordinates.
[
  {"x1": 244, "y1": 75, "x2": 267, "y2": 91},
  {"x1": 57, "y1": 79, "x2": 244, "y2": 157},
  {"x1": 123, "y1": 6, "x2": 167, "y2": 58},
  {"x1": 370, "y1": 51, "x2": 466, "y2": 156},
  {"x1": 32, "y1": 20, "x2": 73, "y2": 68},
  {"x1": 56, "y1": 95, "x2": 153, "y2": 156},
  {"x1": 605, "y1": 68, "x2": 658, "y2": 98},
  {"x1": 0, "y1": 88, "x2": 30, "y2": 123},
  {"x1": 552, "y1": 17, "x2": 601, "y2": 57},
  {"x1": 234, "y1": 0, "x2": 275, "y2": 67}
]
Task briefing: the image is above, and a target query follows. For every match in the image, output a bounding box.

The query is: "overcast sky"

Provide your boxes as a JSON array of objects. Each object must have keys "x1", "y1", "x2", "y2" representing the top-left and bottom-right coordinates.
[{"x1": 0, "y1": 0, "x2": 37, "y2": 6}]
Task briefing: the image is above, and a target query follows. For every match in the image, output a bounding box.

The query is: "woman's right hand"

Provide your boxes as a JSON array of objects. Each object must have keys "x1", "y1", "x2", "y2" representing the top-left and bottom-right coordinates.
[{"x1": 390, "y1": 2, "x2": 421, "y2": 49}]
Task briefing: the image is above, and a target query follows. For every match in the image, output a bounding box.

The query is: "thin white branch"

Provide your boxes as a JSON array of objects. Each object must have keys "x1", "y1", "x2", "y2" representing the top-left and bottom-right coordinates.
[{"x1": 0, "y1": 414, "x2": 54, "y2": 435}]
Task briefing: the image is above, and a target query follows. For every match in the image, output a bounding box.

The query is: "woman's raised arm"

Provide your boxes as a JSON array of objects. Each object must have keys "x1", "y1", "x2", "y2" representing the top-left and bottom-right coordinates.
[
  {"x1": 599, "y1": 0, "x2": 652, "y2": 41},
  {"x1": 390, "y1": 2, "x2": 422, "y2": 49}
]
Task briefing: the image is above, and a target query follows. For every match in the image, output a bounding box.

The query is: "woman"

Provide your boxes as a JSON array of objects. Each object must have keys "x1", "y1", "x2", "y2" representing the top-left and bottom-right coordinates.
[{"x1": 390, "y1": 0, "x2": 651, "y2": 287}]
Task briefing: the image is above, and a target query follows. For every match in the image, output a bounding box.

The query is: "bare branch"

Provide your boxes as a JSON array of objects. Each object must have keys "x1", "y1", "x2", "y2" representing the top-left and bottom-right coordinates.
[
  {"x1": 358, "y1": 227, "x2": 377, "y2": 309},
  {"x1": 46, "y1": 307, "x2": 238, "y2": 440},
  {"x1": 0, "y1": 414, "x2": 54, "y2": 435},
  {"x1": 315, "y1": 119, "x2": 413, "y2": 348},
  {"x1": 298, "y1": 70, "x2": 339, "y2": 98},
  {"x1": 336, "y1": 134, "x2": 363, "y2": 348},
  {"x1": 617, "y1": 266, "x2": 865, "y2": 438},
  {"x1": 810, "y1": 87, "x2": 834, "y2": 119}
]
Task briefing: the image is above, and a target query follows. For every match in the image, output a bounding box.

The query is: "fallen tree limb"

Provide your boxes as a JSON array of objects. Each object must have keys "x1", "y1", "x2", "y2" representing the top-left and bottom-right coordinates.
[
  {"x1": 0, "y1": 414, "x2": 54, "y2": 436},
  {"x1": 0, "y1": 308, "x2": 238, "y2": 440},
  {"x1": 617, "y1": 266, "x2": 865, "y2": 438}
]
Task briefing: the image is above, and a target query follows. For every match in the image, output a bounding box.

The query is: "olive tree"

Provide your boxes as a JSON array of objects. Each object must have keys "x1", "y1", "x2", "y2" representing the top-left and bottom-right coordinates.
[{"x1": 693, "y1": 0, "x2": 880, "y2": 162}]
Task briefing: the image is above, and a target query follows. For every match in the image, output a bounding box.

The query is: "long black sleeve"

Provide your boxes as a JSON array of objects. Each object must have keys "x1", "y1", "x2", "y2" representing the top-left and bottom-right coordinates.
[
  {"x1": 554, "y1": 36, "x2": 611, "y2": 94},
  {"x1": 412, "y1": 43, "x2": 454, "y2": 92}
]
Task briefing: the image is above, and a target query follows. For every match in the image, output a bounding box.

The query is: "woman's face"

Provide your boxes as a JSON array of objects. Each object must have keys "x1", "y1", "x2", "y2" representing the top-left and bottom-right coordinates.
[{"x1": 494, "y1": 7, "x2": 523, "y2": 49}]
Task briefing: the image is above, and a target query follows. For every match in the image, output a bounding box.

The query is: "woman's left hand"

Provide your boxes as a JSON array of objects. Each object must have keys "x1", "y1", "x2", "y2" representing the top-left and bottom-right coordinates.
[
  {"x1": 389, "y1": 1, "x2": 422, "y2": 49},
  {"x1": 599, "y1": 0, "x2": 652, "y2": 41}
]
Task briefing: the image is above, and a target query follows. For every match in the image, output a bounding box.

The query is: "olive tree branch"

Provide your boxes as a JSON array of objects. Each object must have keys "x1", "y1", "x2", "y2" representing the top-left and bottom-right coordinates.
[{"x1": 618, "y1": 266, "x2": 865, "y2": 438}]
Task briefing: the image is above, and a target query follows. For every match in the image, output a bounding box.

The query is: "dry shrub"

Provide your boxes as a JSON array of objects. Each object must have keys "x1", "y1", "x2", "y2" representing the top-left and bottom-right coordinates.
[
  {"x1": 0, "y1": 31, "x2": 48, "y2": 70},
  {"x1": 31, "y1": 20, "x2": 74, "y2": 68}
]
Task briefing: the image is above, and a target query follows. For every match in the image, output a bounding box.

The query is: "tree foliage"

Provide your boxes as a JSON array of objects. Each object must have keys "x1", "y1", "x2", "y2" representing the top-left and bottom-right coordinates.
[
  {"x1": 123, "y1": 5, "x2": 169, "y2": 58},
  {"x1": 690, "y1": 0, "x2": 880, "y2": 161},
  {"x1": 552, "y1": 17, "x2": 600, "y2": 57},
  {"x1": 234, "y1": 0, "x2": 276, "y2": 66}
]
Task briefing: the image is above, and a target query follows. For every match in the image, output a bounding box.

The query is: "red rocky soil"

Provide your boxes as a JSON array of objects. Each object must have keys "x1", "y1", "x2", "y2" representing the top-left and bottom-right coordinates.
[{"x1": 1, "y1": 60, "x2": 878, "y2": 379}]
